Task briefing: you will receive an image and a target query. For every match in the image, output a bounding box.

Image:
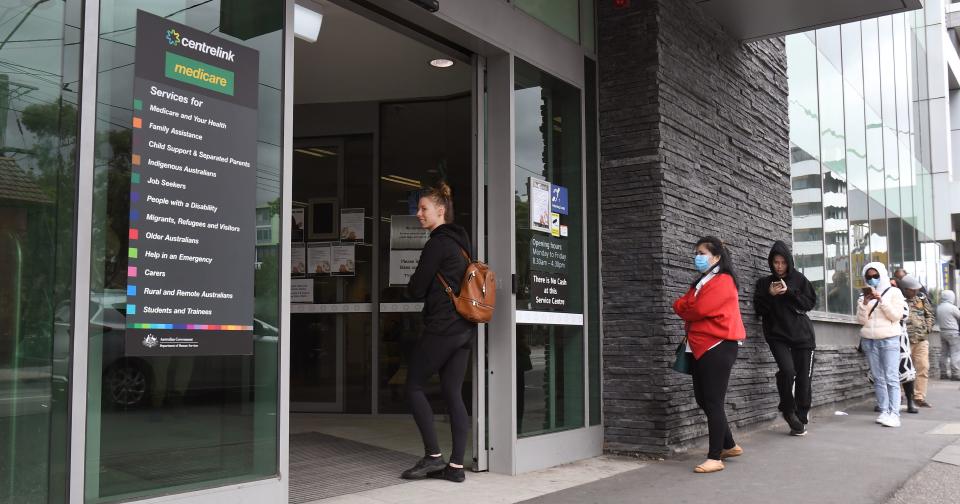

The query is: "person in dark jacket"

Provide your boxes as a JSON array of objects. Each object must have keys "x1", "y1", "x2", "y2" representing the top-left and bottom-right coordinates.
[
  {"x1": 400, "y1": 181, "x2": 476, "y2": 483},
  {"x1": 753, "y1": 241, "x2": 817, "y2": 436}
]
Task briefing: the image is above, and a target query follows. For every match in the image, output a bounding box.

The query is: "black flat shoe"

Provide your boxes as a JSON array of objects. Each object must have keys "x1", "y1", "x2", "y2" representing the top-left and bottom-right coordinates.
[
  {"x1": 401, "y1": 456, "x2": 446, "y2": 479},
  {"x1": 907, "y1": 406, "x2": 919, "y2": 414},
  {"x1": 430, "y1": 465, "x2": 466, "y2": 483}
]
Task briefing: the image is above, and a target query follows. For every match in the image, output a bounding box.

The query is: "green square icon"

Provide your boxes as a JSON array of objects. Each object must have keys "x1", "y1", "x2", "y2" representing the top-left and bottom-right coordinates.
[
  {"x1": 133, "y1": 99, "x2": 143, "y2": 110},
  {"x1": 128, "y1": 247, "x2": 138, "y2": 258},
  {"x1": 131, "y1": 172, "x2": 140, "y2": 184}
]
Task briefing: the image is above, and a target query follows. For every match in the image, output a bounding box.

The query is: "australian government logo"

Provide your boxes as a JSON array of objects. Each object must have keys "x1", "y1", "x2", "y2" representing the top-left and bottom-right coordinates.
[{"x1": 142, "y1": 333, "x2": 159, "y2": 348}]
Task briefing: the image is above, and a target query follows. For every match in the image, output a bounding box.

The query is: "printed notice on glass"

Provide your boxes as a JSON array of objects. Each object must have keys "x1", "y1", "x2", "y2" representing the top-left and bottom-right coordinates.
[
  {"x1": 124, "y1": 10, "x2": 259, "y2": 356},
  {"x1": 291, "y1": 278, "x2": 314, "y2": 303},
  {"x1": 331, "y1": 245, "x2": 356, "y2": 276},
  {"x1": 529, "y1": 178, "x2": 551, "y2": 234},
  {"x1": 340, "y1": 208, "x2": 365, "y2": 241},
  {"x1": 307, "y1": 242, "x2": 332, "y2": 275},
  {"x1": 389, "y1": 215, "x2": 430, "y2": 285},
  {"x1": 291, "y1": 243, "x2": 306, "y2": 275}
]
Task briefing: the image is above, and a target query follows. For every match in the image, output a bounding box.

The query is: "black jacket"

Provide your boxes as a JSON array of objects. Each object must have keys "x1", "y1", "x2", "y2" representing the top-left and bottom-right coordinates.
[
  {"x1": 753, "y1": 241, "x2": 817, "y2": 348},
  {"x1": 406, "y1": 223, "x2": 476, "y2": 337}
]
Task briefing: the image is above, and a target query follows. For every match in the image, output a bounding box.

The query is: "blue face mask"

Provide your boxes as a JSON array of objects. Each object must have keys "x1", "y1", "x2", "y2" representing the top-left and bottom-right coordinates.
[
  {"x1": 867, "y1": 277, "x2": 880, "y2": 288},
  {"x1": 695, "y1": 255, "x2": 712, "y2": 273}
]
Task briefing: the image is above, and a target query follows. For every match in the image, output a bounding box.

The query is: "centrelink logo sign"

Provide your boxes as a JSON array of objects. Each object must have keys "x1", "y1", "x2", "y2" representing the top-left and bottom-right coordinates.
[{"x1": 165, "y1": 27, "x2": 235, "y2": 62}]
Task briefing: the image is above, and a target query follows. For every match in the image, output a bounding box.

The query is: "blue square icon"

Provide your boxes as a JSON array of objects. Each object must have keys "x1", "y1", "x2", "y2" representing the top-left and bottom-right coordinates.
[
  {"x1": 126, "y1": 304, "x2": 136, "y2": 315},
  {"x1": 127, "y1": 285, "x2": 136, "y2": 296}
]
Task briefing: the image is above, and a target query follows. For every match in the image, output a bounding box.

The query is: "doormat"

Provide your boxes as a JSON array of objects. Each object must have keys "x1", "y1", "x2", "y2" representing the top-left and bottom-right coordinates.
[{"x1": 290, "y1": 432, "x2": 420, "y2": 503}]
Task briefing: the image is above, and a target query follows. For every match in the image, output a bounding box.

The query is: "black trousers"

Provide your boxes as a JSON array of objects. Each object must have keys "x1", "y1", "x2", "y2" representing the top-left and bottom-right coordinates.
[
  {"x1": 406, "y1": 329, "x2": 473, "y2": 465},
  {"x1": 692, "y1": 340, "x2": 738, "y2": 460},
  {"x1": 767, "y1": 340, "x2": 814, "y2": 419}
]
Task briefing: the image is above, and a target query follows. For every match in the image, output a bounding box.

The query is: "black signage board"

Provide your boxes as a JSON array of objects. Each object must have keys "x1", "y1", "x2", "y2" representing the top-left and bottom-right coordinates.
[
  {"x1": 530, "y1": 270, "x2": 570, "y2": 311},
  {"x1": 529, "y1": 235, "x2": 572, "y2": 311},
  {"x1": 125, "y1": 10, "x2": 259, "y2": 356}
]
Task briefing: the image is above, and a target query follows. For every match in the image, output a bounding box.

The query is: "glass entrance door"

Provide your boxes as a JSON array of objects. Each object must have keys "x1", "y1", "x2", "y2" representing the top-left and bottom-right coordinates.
[{"x1": 290, "y1": 138, "x2": 374, "y2": 413}]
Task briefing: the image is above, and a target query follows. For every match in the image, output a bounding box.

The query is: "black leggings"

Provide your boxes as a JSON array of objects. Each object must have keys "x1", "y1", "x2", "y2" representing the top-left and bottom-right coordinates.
[
  {"x1": 767, "y1": 340, "x2": 814, "y2": 418},
  {"x1": 692, "y1": 340, "x2": 738, "y2": 460},
  {"x1": 406, "y1": 330, "x2": 473, "y2": 465}
]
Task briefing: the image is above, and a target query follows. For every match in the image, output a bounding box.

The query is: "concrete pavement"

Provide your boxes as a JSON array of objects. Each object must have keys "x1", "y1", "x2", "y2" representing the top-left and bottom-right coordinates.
[{"x1": 522, "y1": 379, "x2": 960, "y2": 504}]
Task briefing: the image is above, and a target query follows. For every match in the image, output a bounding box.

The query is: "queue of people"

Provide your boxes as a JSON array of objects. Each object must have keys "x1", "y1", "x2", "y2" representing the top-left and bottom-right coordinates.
[
  {"x1": 400, "y1": 191, "x2": 957, "y2": 479},
  {"x1": 669, "y1": 235, "x2": 957, "y2": 474}
]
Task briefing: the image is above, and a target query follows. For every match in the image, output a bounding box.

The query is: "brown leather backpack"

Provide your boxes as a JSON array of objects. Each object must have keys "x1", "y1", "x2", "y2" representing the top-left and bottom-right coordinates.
[{"x1": 436, "y1": 248, "x2": 496, "y2": 323}]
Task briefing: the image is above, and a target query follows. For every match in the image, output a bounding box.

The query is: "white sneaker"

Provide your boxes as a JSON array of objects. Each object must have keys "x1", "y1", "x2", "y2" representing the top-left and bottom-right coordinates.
[
  {"x1": 876, "y1": 413, "x2": 889, "y2": 424},
  {"x1": 880, "y1": 415, "x2": 901, "y2": 428}
]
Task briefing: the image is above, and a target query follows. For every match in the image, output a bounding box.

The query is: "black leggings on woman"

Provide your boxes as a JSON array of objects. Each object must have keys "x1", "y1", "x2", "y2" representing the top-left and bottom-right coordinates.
[
  {"x1": 406, "y1": 329, "x2": 473, "y2": 465},
  {"x1": 692, "y1": 340, "x2": 739, "y2": 460}
]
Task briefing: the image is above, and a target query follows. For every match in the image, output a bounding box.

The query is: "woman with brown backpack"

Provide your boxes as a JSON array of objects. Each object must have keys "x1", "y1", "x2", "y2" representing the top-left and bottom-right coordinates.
[{"x1": 400, "y1": 181, "x2": 476, "y2": 483}]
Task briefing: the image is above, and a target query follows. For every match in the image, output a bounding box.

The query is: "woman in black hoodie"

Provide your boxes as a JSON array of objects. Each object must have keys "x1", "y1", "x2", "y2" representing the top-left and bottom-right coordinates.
[
  {"x1": 754, "y1": 241, "x2": 817, "y2": 435},
  {"x1": 400, "y1": 182, "x2": 475, "y2": 483}
]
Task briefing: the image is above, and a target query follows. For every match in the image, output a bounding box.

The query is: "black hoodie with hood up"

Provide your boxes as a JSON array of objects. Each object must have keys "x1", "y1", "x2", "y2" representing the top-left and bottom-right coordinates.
[
  {"x1": 407, "y1": 223, "x2": 476, "y2": 337},
  {"x1": 753, "y1": 241, "x2": 817, "y2": 348}
]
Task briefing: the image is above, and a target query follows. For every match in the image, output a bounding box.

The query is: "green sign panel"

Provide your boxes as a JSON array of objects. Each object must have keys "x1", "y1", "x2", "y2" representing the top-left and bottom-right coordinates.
[{"x1": 164, "y1": 51, "x2": 235, "y2": 96}]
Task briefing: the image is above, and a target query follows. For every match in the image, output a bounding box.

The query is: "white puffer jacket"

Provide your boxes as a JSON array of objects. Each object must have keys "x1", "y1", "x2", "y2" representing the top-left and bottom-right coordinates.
[{"x1": 856, "y1": 262, "x2": 906, "y2": 340}]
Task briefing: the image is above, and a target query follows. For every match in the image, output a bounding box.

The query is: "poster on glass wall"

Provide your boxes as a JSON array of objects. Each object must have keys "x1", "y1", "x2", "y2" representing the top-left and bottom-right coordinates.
[
  {"x1": 340, "y1": 207, "x2": 365, "y2": 241},
  {"x1": 291, "y1": 243, "x2": 306, "y2": 275},
  {"x1": 307, "y1": 242, "x2": 332, "y2": 275},
  {"x1": 389, "y1": 215, "x2": 430, "y2": 285},
  {"x1": 529, "y1": 177, "x2": 551, "y2": 234},
  {"x1": 291, "y1": 205, "x2": 305, "y2": 242},
  {"x1": 331, "y1": 245, "x2": 356, "y2": 276}
]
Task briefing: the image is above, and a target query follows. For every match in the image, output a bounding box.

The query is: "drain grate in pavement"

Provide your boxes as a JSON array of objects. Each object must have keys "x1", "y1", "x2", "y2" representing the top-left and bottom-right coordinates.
[
  {"x1": 289, "y1": 432, "x2": 419, "y2": 503},
  {"x1": 928, "y1": 423, "x2": 960, "y2": 435}
]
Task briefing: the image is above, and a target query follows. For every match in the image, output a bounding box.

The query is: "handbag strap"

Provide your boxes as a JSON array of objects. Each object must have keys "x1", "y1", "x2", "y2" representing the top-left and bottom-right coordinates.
[{"x1": 868, "y1": 287, "x2": 892, "y2": 317}]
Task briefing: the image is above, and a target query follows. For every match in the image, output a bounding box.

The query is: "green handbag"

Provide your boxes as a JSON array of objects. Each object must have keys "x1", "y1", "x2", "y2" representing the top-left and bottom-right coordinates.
[{"x1": 672, "y1": 336, "x2": 693, "y2": 375}]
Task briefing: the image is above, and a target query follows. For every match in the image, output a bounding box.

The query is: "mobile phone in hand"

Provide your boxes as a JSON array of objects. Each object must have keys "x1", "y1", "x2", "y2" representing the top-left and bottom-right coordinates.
[{"x1": 860, "y1": 286, "x2": 874, "y2": 297}]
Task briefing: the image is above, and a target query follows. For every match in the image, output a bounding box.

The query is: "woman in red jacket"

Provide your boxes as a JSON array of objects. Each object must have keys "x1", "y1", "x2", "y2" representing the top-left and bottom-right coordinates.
[{"x1": 672, "y1": 236, "x2": 747, "y2": 474}]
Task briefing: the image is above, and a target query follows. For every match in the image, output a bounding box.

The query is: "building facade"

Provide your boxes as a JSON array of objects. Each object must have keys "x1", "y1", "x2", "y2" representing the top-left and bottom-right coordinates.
[{"x1": 0, "y1": 0, "x2": 937, "y2": 503}]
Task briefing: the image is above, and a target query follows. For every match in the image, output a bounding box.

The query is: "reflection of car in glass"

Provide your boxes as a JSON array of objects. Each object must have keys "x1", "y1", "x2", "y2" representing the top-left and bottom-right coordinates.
[{"x1": 55, "y1": 291, "x2": 278, "y2": 408}]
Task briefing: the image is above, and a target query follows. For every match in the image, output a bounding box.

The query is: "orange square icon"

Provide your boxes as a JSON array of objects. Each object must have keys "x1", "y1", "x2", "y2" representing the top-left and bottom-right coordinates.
[
  {"x1": 132, "y1": 154, "x2": 141, "y2": 165},
  {"x1": 132, "y1": 117, "x2": 142, "y2": 128}
]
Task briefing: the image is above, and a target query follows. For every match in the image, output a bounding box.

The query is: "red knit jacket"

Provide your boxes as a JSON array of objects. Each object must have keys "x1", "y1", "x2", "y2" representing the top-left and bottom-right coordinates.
[{"x1": 672, "y1": 273, "x2": 747, "y2": 359}]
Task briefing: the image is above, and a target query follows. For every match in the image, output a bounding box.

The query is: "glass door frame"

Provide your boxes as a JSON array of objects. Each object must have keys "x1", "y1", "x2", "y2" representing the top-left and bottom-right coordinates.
[
  {"x1": 485, "y1": 51, "x2": 602, "y2": 475},
  {"x1": 69, "y1": 1, "x2": 292, "y2": 502}
]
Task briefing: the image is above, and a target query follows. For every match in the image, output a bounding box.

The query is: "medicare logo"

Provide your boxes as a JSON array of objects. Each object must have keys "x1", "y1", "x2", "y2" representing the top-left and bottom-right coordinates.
[
  {"x1": 165, "y1": 27, "x2": 235, "y2": 62},
  {"x1": 165, "y1": 29, "x2": 180, "y2": 46}
]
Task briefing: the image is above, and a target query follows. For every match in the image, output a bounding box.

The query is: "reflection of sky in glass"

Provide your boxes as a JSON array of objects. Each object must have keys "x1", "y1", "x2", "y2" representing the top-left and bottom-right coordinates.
[{"x1": 515, "y1": 85, "x2": 545, "y2": 199}]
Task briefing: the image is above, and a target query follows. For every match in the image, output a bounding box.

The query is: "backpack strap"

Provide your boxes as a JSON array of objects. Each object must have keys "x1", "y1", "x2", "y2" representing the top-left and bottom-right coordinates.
[{"x1": 435, "y1": 247, "x2": 472, "y2": 296}]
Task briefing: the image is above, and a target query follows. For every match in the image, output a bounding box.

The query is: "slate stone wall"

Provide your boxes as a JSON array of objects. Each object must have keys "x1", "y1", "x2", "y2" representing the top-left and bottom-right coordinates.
[{"x1": 597, "y1": 0, "x2": 874, "y2": 455}]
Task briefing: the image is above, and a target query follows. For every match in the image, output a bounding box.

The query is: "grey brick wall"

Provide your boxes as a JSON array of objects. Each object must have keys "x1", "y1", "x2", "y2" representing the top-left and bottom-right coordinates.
[{"x1": 597, "y1": 0, "x2": 873, "y2": 455}]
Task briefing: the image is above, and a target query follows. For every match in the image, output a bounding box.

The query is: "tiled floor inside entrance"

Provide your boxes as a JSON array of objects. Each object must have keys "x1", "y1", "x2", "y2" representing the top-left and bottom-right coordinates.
[{"x1": 289, "y1": 413, "x2": 474, "y2": 501}]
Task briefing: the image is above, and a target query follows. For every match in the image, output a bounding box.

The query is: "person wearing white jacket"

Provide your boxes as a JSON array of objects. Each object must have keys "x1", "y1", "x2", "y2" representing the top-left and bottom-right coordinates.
[{"x1": 857, "y1": 262, "x2": 907, "y2": 428}]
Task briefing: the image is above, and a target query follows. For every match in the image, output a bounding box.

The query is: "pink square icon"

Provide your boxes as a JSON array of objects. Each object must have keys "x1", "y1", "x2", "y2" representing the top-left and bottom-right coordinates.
[{"x1": 128, "y1": 266, "x2": 137, "y2": 277}]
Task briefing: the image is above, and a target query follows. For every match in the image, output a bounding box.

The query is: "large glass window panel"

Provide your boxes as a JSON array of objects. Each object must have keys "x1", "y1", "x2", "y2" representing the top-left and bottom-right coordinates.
[
  {"x1": 862, "y1": 19, "x2": 889, "y2": 266},
  {"x1": 517, "y1": 325, "x2": 584, "y2": 437},
  {"x1": 817, "y1": 27, "x2": 851, "y2": 314},
  {"x1": 879, "y1": 16, "x2": 903, "y2": 266},
  {"x1": 0, "y1": 1, "x2": 81, "y2": 502},
  {"x1": 377, "y1": 94, "x2": 473, "y2": 414},
  {"x1": 894, "y1": 14, "x2": 916, "y2": 264},
  {"x1": 841, "y1": 23, "x2": 871, "y2": 302},
  {"x1": 84, "y1": 2, "x2": 283, "y2": 501},
  {"x1": 787, "y1": 33, "x2": 825, "y2": 310},
  {"x1": 514, "y1": 58, "x2": 585, "y2": 435}
]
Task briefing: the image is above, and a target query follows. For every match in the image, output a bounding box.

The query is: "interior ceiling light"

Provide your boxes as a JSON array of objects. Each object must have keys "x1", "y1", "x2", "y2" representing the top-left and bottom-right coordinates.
[
  {"x1": 294, "y1": 2, "x2": 324, "y2": 43},
  {"x1": 430, "y1": 58, "x2": 454, "y2": 68}
]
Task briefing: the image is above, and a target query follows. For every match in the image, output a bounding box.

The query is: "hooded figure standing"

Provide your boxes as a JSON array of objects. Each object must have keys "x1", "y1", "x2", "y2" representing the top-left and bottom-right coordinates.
[
  {"x1": 754, "y1": 241, "x2": 817, "y2": 436},
  {"x1": 936, "y1": 290, "x2": 960, "y2": 380}
]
